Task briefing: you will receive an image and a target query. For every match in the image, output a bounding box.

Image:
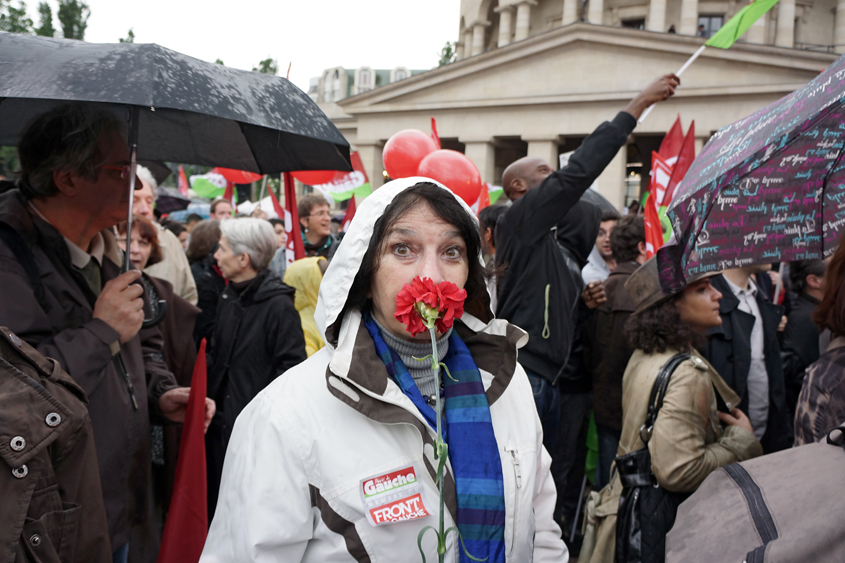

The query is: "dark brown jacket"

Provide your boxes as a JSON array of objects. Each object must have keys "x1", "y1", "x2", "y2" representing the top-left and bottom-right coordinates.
[
  {"x1": 0, "y1": 189, "x2": 178, "y2": 558},
  {"x1": 0, "y1": 326, "x2": 111, "y2": 563},
  {"x1": 583, "y1": 261, "x2": 639, "y2": 431}
]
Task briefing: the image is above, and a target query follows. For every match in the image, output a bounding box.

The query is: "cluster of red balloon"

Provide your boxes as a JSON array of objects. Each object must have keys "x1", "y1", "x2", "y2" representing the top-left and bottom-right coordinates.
[{"x1": 382, "y1": 129, "x2": 482, "y2": 206}]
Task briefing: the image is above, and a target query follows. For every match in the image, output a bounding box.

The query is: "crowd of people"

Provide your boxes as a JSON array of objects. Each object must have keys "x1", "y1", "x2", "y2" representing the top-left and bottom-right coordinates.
[{"x1": 1, "y1": 73, "x2": 844, "y2": 563}]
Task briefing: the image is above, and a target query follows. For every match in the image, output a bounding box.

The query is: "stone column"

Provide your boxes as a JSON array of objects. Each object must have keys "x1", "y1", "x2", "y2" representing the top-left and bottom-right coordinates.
[
  {"x1": 595, "y1": 146, "x2": 628, "y2": 209},
  {"x1": 471, "y1": 22, "x2": 488, "y2": 56},
  {"x1": 497, "y1": 7, "x2": 514, "y2": 47},
  {"x1": 678, "y1": 0, "x2": 698, "y2": 35},
  {"x1": 647, "y1": 0, "x2": 667, "y2": 32},
  {"x1": 515, "y1": 1, "x2": 536, "y2": 41},
  {"x1": 464, "y1": 29, "x2": 474, "y2": 57},
  {"x1": 562, "y1": 0, "x2": 579, "y2": 25},
  {"x1": 356, "y1": 143, "x2": 385, "y2": 190},
  {"x1": 745, "y1": 12, "x2": 766, "y2": 44},
  {"x1": 456, "y1": 40, "x2": 466, "y2": 61},
  {"x1": 835, "y1": 0, "x2": 845, "y2": 53},
  {"x1": 775, "y1": 0, "x2": 795, "y2": 47},
  {"x1": 588, "y1": 0, "x2": 604, "y2": 25},
  {"x1": 526, "y1": 139, "x2": 560, "y2": 169},
  {"x1": 462, "y1": 140, "x2": 497, "y2": 186}
]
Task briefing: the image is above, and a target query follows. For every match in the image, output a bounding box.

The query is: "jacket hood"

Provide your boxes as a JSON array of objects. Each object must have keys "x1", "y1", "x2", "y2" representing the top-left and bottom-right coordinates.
[
  {"x1": 244, "y1": 269, "x2": 295, "y2": 302},
  {"x1": 284, "y1": 256, "x2": 325, "y2": 312},
  {"x1": 315, "y1": 177, "x2": 489, "y2": 350},
  {"x1": 554, "y1": 193, "x2": 603, "y2": 268}
]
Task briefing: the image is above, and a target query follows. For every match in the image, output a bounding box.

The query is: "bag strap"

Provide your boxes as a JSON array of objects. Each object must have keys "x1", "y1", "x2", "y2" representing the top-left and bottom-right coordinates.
[{"x1": 640, "y1": 352, "x2": 691, "y2": 443}]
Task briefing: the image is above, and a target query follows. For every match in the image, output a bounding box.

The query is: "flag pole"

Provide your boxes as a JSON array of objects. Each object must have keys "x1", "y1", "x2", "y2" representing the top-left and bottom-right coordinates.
[{"x1": 638, "y1": 45, "x2": 707, "y2": 123}]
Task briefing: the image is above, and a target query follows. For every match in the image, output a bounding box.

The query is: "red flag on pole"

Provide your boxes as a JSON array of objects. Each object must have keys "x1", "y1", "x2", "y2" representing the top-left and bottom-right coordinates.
[
  {"x1": 178, "y1": 166, "x2": 190, "y2": 196},
  {"x1": 658, "y1": 116, "x2": 685, "y2": 164},
  {"x1": 268, "y1": 182, "x2": 285, "y2": 219},
  {"x1": 649, "y1": 152, "x2": 673, "y2": 210},
  {"x1": 342, "y1": 197, "x2": 356, "y2": 232},
  {"x1": 284, "y1": 172, "x2": 306, "y2": 262},
  {"x1": 661, "y1": 121, "x2": 696, "y2": 208},
  {"x1": 431, "y1": 117, "x2": 441, "y2": 150},
  {"x1": 643, "y1": 192, "x2": 664, "y2": 259},
  {"x1": 156, "y1": 339, "x2": 209, "y2": 563}
]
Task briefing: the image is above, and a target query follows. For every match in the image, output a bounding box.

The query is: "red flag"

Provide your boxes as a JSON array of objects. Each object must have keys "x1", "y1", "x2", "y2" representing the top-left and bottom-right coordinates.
[
  {"x1": 643, "y1": 192, "x2": 664, "y2": 259},
  {"x1": 474, "y1": 182, "x2": 491, "y2": 214},
  {"x1": 284, "y1": 172, "x2": 306, "y2": 262},
  {"x1": 178, "y1": 166, "x2": 190, "y2": 196},
  {"x1": 649, "y1": 152, "x2": 673, "y2": 210},
  {"x1": 431, "y1": 117, "x2": 441, "y2": 150},
  {"x1": 157, "y1": 340, "x2": 209, "y2": 563},
  {"x1": 661, "y1": 121, "x2": 696, "y2": 208},
  {"x1": 342, "y1": 196, "x2": 356, "y2": 232},
  {"x1": 659, "y1": 116, "x2": 684, "y2": 165},
  {"x1": 268, "y1": 183, "x2": 285, "y2": 219}
]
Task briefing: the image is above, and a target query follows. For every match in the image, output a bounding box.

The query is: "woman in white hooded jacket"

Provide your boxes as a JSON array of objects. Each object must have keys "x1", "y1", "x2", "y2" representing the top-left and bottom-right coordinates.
[{"x1": 200, "y1": 178, "x2": 568, "y2": 563}]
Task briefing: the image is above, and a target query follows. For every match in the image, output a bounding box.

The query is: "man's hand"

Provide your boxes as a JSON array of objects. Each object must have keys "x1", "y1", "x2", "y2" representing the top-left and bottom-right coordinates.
[
  {"x1": 778, "y1": 315, "x2": 787, "y2": 332},
  {"x1": 624, "y1": 74, "x2": 681, "y2": 120},
  {"x1": 718, "y1": 408, "x2": 754, "y2": 436},
  {"x1": 582, "y1": 280, "x2": 607, "y2": 309},
  {"x1": 93, "y1": 270, "x2": 145, "y2": 344},
  {"x1": 159, "y1": 387, "x2": 216, "y2": 432}
]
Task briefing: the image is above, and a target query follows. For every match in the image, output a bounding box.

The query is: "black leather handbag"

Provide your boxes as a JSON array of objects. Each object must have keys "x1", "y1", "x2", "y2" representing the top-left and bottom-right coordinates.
[{"x1": 614, "y1": 353, "x2": 691, "y2": 563}]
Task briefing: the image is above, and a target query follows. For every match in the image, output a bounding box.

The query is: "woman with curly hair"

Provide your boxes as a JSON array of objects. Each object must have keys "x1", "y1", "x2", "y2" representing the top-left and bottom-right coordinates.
[{"x1": 584, "y1": 258, "x2": 762, "y2": 563}]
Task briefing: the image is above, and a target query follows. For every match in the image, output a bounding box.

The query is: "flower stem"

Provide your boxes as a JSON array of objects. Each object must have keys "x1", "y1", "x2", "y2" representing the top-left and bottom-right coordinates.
[{"x1": 429, "y1": 326, "x2": 447, "y2": 563}]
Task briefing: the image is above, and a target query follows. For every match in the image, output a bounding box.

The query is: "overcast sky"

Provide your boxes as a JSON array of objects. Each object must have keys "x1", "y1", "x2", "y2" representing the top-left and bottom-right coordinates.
[{"x1": 43, "y1": 0, "x2": 461, "y2": 92}]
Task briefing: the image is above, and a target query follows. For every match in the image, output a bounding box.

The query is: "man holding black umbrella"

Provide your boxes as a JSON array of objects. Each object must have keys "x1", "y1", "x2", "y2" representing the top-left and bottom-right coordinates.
[{"x1": 0, "y1": 105, "x2": 215, "y2": 563}]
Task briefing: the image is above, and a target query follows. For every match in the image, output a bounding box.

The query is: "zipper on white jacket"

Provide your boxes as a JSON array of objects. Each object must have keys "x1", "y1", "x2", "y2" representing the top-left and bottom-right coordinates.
[{"x1": 505, "y1": 448, "x2": 521, "y2": 557}]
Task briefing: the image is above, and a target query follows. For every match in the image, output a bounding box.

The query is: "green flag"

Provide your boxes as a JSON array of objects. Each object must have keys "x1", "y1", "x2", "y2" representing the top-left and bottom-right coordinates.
[{"x1": 705, "y1": 0, "x2": 779, "y2": 49}]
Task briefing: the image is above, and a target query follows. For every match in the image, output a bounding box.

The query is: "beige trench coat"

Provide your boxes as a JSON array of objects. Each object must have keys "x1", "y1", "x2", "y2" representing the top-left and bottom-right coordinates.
[{"x1": 582, "y1": 348, "x2": 763, "y2": 563}]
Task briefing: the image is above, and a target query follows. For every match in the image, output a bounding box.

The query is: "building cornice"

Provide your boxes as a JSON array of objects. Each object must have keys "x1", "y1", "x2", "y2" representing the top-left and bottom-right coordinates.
[{"x1": 337, "y1": 23, "x2": 836, "y2": 113}]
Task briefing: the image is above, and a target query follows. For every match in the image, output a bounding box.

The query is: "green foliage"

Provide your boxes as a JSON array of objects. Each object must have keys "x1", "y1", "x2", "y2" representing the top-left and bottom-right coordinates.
[
  {"x1": 253, "y1": 57, "x2": 277, "y2": 75},
  {"x1": 34, "y1": 1, "x2": 54, "y2": 36},
  {"x1": 118, "y1": 27, "x2": 134, "y2": 43},
  {"x1": 437, "y1": 42, "x2": 456, "y2": 67},
  {"x1": 214, "y1": 58, "x2": 225, "y2": 65},
  {"x1": 0, "y1": 146, "x2": 20, "y2": 180},
  {"x1": 57, "y1": 0, "x2": 88, "y2": 40},
  {"x1": 0, "y1": 0, "x2": 34, "y2": 33}
]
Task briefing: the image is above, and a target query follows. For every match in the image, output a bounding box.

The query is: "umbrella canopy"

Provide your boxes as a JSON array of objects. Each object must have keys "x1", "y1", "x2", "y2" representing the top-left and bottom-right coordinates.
[
  {"x1": 155, "y1": 187, "x2": 191, "y2": 214},
  {"x1": 658, "y1": 53, "x2": 845, "y2": 293},
  {"x1": 0, "y1": 32, "x2": 351, "y2": 173}
]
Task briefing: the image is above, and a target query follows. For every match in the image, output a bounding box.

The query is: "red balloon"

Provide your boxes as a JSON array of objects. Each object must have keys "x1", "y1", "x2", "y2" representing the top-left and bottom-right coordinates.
[
  {"x1": 215, "y1": 167, "x2": 264, "y2": 184},
  {"x1": 291, "y1": 170, "x2": 339, "y2": 186},
  {"x1": 416, "y1": 150, "x2": 482, "y2": 206},
  {"x1": 383, "y1": 130, "x2": 437, "y2": 179}
]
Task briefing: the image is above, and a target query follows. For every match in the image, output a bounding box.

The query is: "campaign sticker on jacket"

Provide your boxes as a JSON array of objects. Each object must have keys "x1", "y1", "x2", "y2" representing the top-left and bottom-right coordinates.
[{"x1": 359, "y1": 464, "x2": 430, "y2": 527}]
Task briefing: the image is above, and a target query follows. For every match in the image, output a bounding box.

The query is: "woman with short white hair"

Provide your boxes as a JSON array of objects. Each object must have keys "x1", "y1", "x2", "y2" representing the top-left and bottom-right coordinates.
[{"x1": 206, "y1": 218, "x2": 307, "y2": 519}]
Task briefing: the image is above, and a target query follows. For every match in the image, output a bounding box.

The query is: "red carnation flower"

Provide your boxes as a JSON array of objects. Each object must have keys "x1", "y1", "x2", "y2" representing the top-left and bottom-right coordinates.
[{"x1": 394, "y1": 276, "x2": 467, "y2": 337}]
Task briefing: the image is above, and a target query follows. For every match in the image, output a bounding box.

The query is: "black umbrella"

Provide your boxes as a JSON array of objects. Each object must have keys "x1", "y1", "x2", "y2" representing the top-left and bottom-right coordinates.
[
  {"x1": 155, "y1": 187, "x2": 191, "y2": 214},
  {"x1": 0, "y1": 31, "x2": 351, "y2": 270}
]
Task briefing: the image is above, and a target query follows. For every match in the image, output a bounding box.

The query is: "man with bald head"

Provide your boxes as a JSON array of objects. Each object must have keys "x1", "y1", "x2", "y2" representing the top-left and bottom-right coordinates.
[{"x1": 494, "y1": 74, "x2": 679, "y2": 458}]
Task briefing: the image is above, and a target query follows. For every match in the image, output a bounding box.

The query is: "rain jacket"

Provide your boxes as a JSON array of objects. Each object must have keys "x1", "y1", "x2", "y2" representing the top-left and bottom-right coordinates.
[
  {"x1": 0, "y1": 188, "x2": 178, "y2": 558},
  {"x1": 495, "y1": 112, "x2": 636, "y2": 384},
  {"x1": 201, "y1": 177, "x2": 568, "y2": 563},
  {"x1": 584, "y1": 349, "x2": 762, "y2": 563},
  {"x1": 0, "y1": 326, "x2": 111, "y2": 563},
  {"x1": 284, "y1": 256, "x2": 327, "y2": 357}
]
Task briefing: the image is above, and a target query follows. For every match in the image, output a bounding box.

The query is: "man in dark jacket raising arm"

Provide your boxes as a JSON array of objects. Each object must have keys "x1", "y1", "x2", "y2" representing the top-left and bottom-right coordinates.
[{"x1": 495, "y1": 74, "x2": 679, "y2": 447}]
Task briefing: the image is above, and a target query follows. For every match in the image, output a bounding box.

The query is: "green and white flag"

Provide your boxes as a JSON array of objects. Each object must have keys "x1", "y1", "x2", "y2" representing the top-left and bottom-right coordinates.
[
  {"x1": 705, "y1": 0, "x2": 780, "y2": 49},
  {"x1": 310, "y1": 152, "x2": 372, "y2": 202}
]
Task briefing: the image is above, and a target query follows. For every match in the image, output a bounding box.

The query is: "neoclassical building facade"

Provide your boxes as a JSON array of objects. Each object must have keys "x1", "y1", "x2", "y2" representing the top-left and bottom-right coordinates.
[{"x1": 316, "y1": 0, "x2": 838, "y2": 208}]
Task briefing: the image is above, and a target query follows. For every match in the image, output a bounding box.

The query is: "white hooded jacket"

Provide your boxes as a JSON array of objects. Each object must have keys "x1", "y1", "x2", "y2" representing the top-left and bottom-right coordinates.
[{"x1": 200, "y1": 178, "x2": 568, "y2": 563}]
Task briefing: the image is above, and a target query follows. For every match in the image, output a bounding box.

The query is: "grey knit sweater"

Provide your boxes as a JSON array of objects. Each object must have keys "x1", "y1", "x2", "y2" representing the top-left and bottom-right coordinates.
[{"x1": 373, "y1": 317, "x2": 451, "y2": 399}]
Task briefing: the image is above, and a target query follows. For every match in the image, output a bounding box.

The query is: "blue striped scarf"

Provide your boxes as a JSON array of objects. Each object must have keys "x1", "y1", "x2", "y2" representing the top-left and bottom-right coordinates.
[{"x1": 364, "y1": 315, "x2": 506, "y2": 563}]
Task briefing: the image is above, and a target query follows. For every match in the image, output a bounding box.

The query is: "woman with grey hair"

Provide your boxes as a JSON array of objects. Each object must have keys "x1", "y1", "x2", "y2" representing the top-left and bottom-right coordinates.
[{"x1": 206, "y1": 218, "x2": 307, "y2": 519}]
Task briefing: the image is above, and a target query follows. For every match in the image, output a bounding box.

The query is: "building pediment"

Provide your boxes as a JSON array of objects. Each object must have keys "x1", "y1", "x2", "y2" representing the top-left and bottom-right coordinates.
[{"x1": 338, "y1": 23, "x2": 836, "y2": 115}]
